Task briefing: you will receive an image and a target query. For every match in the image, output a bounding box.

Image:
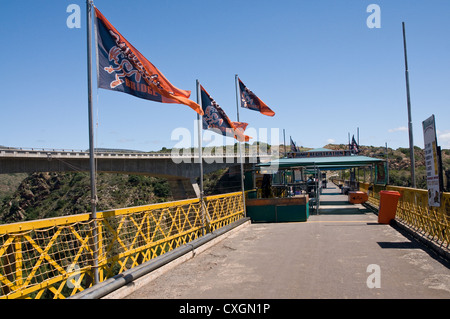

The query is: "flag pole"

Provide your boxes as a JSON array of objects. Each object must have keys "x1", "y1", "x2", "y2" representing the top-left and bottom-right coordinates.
[
  {"x1": 402, "y1": 22, "x2": 416, "y2": 188},
  {"x1": 348, "y1": 132, "x2": 350, "y2": 151},
  {"x1": 196, "y1": 80, "x2": 206, "y2": 234},
  {"x1": 235, "y1": 75, "x2": 246, "y2": 217},
  {"x1": 86, "y1": 0, "x2": 99, "y2": 285},
  {"x1": 357, "y1": 127, "x2": 359, "y2": 145}
]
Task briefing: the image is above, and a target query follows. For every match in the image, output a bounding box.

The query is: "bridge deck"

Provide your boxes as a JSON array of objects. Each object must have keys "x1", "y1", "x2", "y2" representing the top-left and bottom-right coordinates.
[{"x1": 123, "y1": 185, "x2": 450, "y2": 299}]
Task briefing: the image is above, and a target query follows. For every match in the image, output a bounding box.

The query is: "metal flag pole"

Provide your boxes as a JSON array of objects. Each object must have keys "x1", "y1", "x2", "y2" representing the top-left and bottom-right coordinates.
[
  {"x1": 385, "y1": 142, "x2": 390, "y2": 185},
  {"x1": 196, "y1": 80, "x2": 206, "y2": 234},
  {"x1": 402, "y1": 21, "x2": 416, "y2": 188},
  {"x1": 348, "y1": 132, "x2": 350, "y2": 150},
  {"x1": 357, "y1": 127, "x2": 359, "y2": 145},
  {"x1": 86, "y1": 0, "x2": 99, "y2": 285},
  {"x1": 235, "y1": 75, "x2": 246, "y2": 217}
]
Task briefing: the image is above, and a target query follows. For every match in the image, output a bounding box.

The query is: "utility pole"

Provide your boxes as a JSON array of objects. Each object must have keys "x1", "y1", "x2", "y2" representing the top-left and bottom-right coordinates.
[{"x1": 402, "y1": 22, "x2": 416, "y2": 188}]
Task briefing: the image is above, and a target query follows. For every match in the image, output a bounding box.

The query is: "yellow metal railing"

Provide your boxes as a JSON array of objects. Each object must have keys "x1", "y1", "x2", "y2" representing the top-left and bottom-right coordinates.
[
  {"x1": 386, "y1": 186, "x2": 450, "y2": 247},
  {"x1": 359, "y1": 182, "x2": 385, "y2": 208},
  {"x1": 359, "y1": 182, "x2": 450, "y2": 248},
  {"x1": 0, "y1": 191, "x2": 244, "y2": 299}
]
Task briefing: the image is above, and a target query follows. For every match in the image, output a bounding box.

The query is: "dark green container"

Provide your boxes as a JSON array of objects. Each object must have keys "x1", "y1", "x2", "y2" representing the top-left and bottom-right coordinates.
[
  {"x1": 247, "y1": 190, "x2": 257, "y2": 199},
  {"x1": 246, "y1": 196, "x2": 309, "y2": 223}
]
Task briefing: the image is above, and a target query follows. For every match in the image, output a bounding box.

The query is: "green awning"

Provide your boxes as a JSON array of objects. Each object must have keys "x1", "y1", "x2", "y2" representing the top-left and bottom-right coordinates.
[{"x1": 258, "y1": 155, "x2": 384, "y2": 170}]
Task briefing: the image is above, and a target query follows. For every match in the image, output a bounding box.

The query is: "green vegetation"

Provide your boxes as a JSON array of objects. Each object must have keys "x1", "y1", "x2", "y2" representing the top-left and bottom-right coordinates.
[
  {"x1": 0, "y1": 173, "x2": 27, "y2": 202},
  {"x1": 201, "y1": 168, "x2": 241, "y2": 196},
  {"x1": 0, "y1": 172, "x2": 173, "y2": 224}
]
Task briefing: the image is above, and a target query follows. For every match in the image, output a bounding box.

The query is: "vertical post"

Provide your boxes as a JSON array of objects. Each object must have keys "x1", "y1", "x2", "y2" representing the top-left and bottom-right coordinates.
[
  {"x1": 196, "y1": 80, "x2": 205, "y2": 234},
  {"x1": 357, "y1": 127, "x2": 360, "y2": 184},
  {"x1": 86, "y1": 0, "x2": 99, "y2": 285},
  {"x1": 235, "y1": 75, "x2": 246, "y2": 217},
  {"x1": 364, "y1": 167, "x2": 366, "y2": 183},
  {"x1": 348, "y1": 132, "x2": 350, "y2": 150},
  {"x1": 385, "y1": 142, "x2": 389, "y2": 185},
  {"x1": 283, "y1": 129, "x2": 286, "y2": 157},
  {"x1": 315, "y1": 164, "x2": 319, "y2": 215},
  {"x1": 402, "y1": 22, "x2": 416, "y2": 188},
  {"x1": 370, "y1": 165, "x2": 373, "y2": 185}
]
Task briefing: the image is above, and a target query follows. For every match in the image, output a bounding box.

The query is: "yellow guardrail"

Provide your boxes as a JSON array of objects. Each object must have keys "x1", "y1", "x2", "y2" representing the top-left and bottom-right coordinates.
[
  {"x1": 359, "y1": 182, "x2": 450, "y2": 248},
  {"x1": 0, "y1": 191, "x2": 244, "y2": 299},
  {"x1": 386, "y1": 185, "x2": 450, "y2": 247}
]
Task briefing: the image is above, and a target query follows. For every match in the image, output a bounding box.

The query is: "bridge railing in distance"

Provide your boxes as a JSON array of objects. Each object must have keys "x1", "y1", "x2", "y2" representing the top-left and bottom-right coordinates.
[
  {"x1": 358, "y1": 182, "x2": 385, "y2": 208},
  {"x1": 359, "y1": 182, "x2": 449, "y2": 249},
  {"x1": 0, "y1": 191, "x2": 244, "y2": 299},
  {"x1": 0, "y1": 147, "x2": 274, "y2": 159}
]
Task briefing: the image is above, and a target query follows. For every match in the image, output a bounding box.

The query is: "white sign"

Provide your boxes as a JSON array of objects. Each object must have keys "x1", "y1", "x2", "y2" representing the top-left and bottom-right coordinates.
[{"x1": 422, "y1": 115, "x2": 441, "y2": 207}]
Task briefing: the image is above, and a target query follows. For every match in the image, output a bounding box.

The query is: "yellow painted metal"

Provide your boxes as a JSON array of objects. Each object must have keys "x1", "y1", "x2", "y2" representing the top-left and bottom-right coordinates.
[
  {"x1": 360, "y1": 182, "x2": 449, "y2": 247},
  {"x1": 387, "y1": 185, "x2": 450, "y2": 246},
  {"x1": 0, "y1": 191, "x2": 244, "y2": 299},
  {"x1": 0, "y1": 214, "x2": 91, "y2": 234}
]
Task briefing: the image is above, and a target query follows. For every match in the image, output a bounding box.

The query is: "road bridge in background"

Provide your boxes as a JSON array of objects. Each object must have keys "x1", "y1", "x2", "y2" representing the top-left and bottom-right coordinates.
[{"x1": 0, "y1": 147, "x2": 273, "y2": 199}]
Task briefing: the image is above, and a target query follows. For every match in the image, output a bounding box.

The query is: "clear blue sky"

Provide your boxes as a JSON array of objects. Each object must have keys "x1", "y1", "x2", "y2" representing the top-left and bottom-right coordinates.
[{"x1": 1, "y1": 0, "x2": 449, "y2": 152}]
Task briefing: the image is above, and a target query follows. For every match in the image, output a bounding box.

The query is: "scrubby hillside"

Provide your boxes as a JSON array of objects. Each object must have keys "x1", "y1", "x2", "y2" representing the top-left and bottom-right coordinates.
[{"x1": 0, "y1": 172, "x2": 172, "y2": 224}]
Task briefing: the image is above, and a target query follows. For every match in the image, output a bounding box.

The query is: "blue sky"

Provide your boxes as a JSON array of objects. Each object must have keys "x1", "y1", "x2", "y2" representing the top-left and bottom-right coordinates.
[{"x1": 1, "y1": 0, "x2": 449, "y2": 152}]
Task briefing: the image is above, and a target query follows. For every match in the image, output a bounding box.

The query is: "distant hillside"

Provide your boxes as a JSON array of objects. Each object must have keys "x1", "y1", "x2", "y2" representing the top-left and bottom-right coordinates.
[
  {"x1": 0, "y1": 168, "x2": 242, "y2": 224},
  {"x1": 0, "y1": 173, "x2": 27, "y2": 201},
  {"x1": 0, "y1": 172, "x2": 172, "y2": 224}
]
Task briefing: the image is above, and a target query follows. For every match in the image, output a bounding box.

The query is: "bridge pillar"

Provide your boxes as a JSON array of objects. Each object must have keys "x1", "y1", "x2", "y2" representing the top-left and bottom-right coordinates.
[{"x1": 167, "y1": 179, "x2": 199, "y2": 200}]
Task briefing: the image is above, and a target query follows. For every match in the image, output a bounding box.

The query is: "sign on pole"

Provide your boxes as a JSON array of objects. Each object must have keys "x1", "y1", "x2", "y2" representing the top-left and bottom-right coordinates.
[
  {"x1": 422, "y1": 114, "x2": 441, "y2": 207},
  {"x1": 374, "y1": 161, "x2": 388, "y2": 185}
]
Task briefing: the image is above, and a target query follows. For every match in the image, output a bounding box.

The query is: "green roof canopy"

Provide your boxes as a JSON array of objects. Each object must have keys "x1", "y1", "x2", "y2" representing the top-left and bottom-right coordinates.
[{"x1": 258, "y1": 155, "x2": 384, "y2": 171}]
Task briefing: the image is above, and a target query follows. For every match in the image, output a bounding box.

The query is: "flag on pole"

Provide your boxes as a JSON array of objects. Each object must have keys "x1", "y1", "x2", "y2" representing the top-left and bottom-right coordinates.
[
  {"x1": 94, "y1": 7, "x2": 203, "y2": 115},
  {"x1": 350, "y1": 135, "x2": 359, "y2": 154},
  {"x1": 290, "y1": 136, "x2": 299, "y2": 152},
  {"x1": 200, "y1": 85, "x2": 250, "y2": 142},
  {"x1": 238, "y1": 78, "x2": 275, "y2": 117},
  {"x1": 232, "y1": 122, "x2": 249, "y2": 132}
]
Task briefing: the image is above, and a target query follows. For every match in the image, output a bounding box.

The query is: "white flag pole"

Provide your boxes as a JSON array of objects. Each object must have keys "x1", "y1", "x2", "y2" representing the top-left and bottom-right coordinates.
[
  {"x1": 86, "y1": 0, "x2": 99, "y2": 285},
  {"x1": 402, "y1": 22, "x2": 416, "y2": 188},
  {"x1": 196, "y1": 80, "x2": 206, "y2": 234},
  {"x1": 235, "y1": 75, "x2": 246, "y2": 217}
]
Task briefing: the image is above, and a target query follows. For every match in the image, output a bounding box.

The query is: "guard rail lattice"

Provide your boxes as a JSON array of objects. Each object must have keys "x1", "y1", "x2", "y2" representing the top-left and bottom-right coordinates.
[{"x1": 0, "y1": 192, "x2": 244, "y2": 299}]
